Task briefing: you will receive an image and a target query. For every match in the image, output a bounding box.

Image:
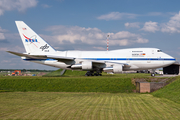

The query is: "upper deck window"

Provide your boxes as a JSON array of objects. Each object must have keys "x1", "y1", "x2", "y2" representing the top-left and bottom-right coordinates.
[
  {"x1": 132, "y1": 51, "x2": 143, "y2": 52},
  {"x1": 157, "y1": 50, "x2": 162, "y2": 52}
]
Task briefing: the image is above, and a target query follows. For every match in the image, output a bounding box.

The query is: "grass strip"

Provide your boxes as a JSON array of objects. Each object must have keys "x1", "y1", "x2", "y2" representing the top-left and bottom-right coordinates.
[
  {"x1": 0, "y1": 76, "x2": 136, "y2": 93},
  {"x1": 152, "y1": 76, "x2": 180, "y2": 104}
]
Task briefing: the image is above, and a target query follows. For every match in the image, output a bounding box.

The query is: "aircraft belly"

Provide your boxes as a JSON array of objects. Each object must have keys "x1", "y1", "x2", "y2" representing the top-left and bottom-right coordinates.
[
  {"x1": 131, "y1": 61, "x2": 173, "y2": 69},
  {"x1": 31, "y1": 60, "x2": 69, "y2": 69}
]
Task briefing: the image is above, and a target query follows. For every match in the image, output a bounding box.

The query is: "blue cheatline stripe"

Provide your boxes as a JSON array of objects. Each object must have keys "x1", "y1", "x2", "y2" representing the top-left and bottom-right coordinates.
[
  {"x1": 23, "y1": 58, "x2": 176, "y2": 61},
  {"x1": 83, "y1": 58, "x2": 176, "y2": 61}
]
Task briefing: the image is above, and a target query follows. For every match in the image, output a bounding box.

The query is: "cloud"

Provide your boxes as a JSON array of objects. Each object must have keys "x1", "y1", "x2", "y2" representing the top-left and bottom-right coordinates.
[
  {"x1": 139, "y1": 11, "x2": 180, "y2": 33},
  {"x1": 0, "y1": 27, "x2": 7, "y2": 32},
  {"x1": 161, "y1": 11, "x2": 180, "y2": 33},
  {"x1": 0, "y1": 26, "x2": 7, "y2": 41},
  {"x1": 147, "y1": 12, "x2": 163, "y2": 16},
  {"x1": 97, "y1": 12, "x2": 177, "y2": 21},
  {"x1": 147, "y1": 12, "x2": 177, "y2": 17},
  {"x1": 0, "y1": 47, "x2": 8, "y2": 51},
  {"x1": 136, "y1": 37, "x2": 149, "y2": 43},
  {"x1": 107, "y1": 31, "x2": 148, "y2": 46},
  {"x1": 42, "y1": 4, "x2": 51, "y2": 8},
  {"x1": 97, "y1": 12, "x2": 138, "y2": 20},
  {"x1": 44, "y1": 25, "x2": 148, "y2": 47},
  {"x1": 0, "y1": 33, "x2": 5, "y2": 40},
  {"x1": 93, "y1": 47, "x2": 106, "y2": 50},
  {"x1": 141, "y1": 21, "x2": 159, "y2": 33},
  {"x1": 0, "y1": 0, "x2": 38, "y2": 16},
  {"x1": 45, "y1": 26, "x2": 104, "y2": 44},
  {"x1": 125, "y1": 22, "x2": 140, "y2": 28}
]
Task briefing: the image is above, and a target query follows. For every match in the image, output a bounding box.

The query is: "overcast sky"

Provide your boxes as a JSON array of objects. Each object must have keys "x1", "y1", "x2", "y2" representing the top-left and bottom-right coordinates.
[{"x1": 1, "y1": 0, "x2": 180, "y2": 70}]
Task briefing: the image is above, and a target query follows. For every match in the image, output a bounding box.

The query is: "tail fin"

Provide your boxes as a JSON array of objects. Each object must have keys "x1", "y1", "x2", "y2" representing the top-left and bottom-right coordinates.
[{"x1": 15, "y1": 21, "x2": 56, "y2": 54}]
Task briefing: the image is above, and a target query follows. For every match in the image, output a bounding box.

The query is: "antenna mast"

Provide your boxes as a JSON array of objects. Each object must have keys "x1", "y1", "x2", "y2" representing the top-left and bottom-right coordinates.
[{"x1": 107, "y1": 35, "x2": 110, "y2": 51}]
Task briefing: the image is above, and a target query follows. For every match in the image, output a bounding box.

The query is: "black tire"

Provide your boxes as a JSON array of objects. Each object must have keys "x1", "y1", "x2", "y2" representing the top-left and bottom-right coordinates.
[
  {"x1": 94, "y1": 73, "x2": 98, "y2": 76},
  {"x1": 151, "y1": 73, "x2": 155, "y2": 77}
]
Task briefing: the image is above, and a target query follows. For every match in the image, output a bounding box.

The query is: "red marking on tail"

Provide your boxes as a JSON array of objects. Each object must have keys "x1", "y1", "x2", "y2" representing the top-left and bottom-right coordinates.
[{"x1": 23, "y1": 34, "x2": 30, "y2": 39}]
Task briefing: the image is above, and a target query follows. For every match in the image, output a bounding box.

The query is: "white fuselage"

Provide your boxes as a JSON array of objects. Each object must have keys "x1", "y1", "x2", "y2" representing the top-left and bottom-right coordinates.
[
  {"x1": 26, "y1": 48, "x2": 176, "y2": 71},
  {"x1": 14, "y1": 21, "x2": 176, "y2": 73}
]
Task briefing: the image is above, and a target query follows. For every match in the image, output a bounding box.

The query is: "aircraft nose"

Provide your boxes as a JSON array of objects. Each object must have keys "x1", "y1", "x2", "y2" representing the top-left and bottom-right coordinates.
[
  {"x1": 164, "y1": 52, "x2": 176, "y2": 64},
  {"x1": 169, "y1": 56, "x2": 176, "y2": 64}
]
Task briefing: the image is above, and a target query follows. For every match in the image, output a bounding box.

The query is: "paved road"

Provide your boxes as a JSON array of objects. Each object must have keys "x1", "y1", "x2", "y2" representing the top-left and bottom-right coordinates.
[{"x1": 156, "y1": 74, "x2": 178, "y2": 77}]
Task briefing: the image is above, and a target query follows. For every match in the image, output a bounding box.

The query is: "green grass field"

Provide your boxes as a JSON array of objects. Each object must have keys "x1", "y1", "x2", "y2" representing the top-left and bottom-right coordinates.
[
  {"x1": 0, "y1": 77, "x2": 135, "y2": 93},
  {"x1": 42, "y1": 69, "x2": 64, "y2": 77},
  {"x1": 0, "y1": 92, "x2": 180, "y2": 119},
  {"x1": 43, "y1": 69, "x2": 88, "y2": 77},
  {"x1": 0, "y1": 74, "x2": 147, "y2": 93},
  {"x1": 152, "y1": 76, "x2": 180, "y2": 104},
  {"x1": 1, "y1": 73, "x2": 180, "y2": 119}
]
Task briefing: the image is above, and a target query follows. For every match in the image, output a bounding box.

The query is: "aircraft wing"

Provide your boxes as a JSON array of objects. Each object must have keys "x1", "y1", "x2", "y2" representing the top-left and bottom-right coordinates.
[
  {"x1": 84, "y1": 59, "x2": 130, "y2": 66},
  {"x1": 78, "y1": 59, "x2": 131, "y2": 69},
  {"x1": 7, "y1": 51, "x2": 130, "y2": 69}
]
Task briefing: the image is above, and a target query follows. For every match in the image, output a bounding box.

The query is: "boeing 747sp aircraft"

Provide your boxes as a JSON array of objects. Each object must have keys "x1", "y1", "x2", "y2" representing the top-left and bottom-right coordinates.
[{"x1": 7, "y1": 21, "x2": 176, "y2": 76}]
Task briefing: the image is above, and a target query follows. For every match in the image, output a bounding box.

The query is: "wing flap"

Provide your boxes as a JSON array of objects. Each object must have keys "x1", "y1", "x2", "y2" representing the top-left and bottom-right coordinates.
[
  {"x1": 90, "y1": 60, "x2": 130, "y2": 68},
  {"x1": 79, "y1": 59, "x2": 131, "y2": 68}
]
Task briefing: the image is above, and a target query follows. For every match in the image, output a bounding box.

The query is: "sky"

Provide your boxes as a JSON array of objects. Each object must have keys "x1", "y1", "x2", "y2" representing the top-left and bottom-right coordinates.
[{"x1": 1, "y1": 0, "x2": 180, "y2": 70}]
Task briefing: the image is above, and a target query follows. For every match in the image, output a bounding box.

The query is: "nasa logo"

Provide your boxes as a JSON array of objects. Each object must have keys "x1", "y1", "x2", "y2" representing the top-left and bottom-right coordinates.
[
  {"x1": 25, "y1": 39, "x2": 38, "y2": 42},
  {"x1": 23, "y1": 34, "x2": 38, "y2": 43}
]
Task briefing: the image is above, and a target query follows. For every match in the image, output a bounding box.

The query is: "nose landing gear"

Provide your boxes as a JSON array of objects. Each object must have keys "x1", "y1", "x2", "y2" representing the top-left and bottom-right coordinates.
[
  {"x1": 151, "y1": 69, "x2": 156, "y2": 77},
  {"x1": 151, "y1": 73, "x2": 155, "y2": 77}
]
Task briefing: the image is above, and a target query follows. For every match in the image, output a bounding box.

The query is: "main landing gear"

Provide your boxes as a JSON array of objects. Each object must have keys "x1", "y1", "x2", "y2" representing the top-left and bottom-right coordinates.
[{"x1": 85, "y1": 71, "x2": 102, "y2": 76}]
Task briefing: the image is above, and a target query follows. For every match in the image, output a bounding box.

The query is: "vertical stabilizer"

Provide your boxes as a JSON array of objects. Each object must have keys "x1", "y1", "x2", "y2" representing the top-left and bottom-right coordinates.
[{"x1": 15, "y1": 21, "x2": 56, "y2": 54}]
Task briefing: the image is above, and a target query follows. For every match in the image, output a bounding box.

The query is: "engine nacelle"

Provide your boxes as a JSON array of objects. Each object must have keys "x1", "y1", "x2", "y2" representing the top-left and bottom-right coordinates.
[
  {"x1": 82, "y1": 61, "x2": 92, "y2": 70},
  {"x1": 103, "y1": 64, "x2": 123, "y2": 73},
  {"x1": 113, "y1": 65, "x2": 123, "y2": 73}
]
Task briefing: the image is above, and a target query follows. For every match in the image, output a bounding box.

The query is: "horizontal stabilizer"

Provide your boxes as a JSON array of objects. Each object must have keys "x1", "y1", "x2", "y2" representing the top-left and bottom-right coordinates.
[
  {"x1": 7, "y1": 51, "x2": 74, "y2": 61},
  {"x1": 47, "y1": 55, "x2": 74, "y2": 61}
]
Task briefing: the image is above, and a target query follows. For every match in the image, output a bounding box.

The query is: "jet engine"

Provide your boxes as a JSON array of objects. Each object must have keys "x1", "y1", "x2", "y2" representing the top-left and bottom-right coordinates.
[
  {"x1": 113, "y1": 65, "x2": 123, "y2": 73},
  {"x1": 71, "y1": 61, "x2": 92, "y2": 70},
  {"x1": 103, "y1": 64, "x2": 123, "y2": 73},
  {"x1": 82, "y1": 61, "x2": 92, "y2": 70}
]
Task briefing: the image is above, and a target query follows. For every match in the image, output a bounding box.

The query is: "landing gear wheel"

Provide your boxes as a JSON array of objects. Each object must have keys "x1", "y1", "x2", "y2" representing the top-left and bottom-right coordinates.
[
  {"x1": 85, "y1": 71, "x2": 102, "y2": 76},
  {"x1": 151, "y1": 73, "x2": 155, "y2": 77},
  {"x1": 85, "y1": 71, "x2": 94, "y2": 76},
  {"x1": 94, "y1": 73, "x2": 98, "y2": 76},
  {"x1": 94, "y1": 73, "x2": 102, "y2": 76}
]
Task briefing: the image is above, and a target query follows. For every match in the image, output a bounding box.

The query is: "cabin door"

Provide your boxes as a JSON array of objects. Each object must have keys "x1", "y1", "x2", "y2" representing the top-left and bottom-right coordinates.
[
  {"x1": 147, "y1": 56, "x2": 151, "y2": 63},
  {"x1": 126, "y1": 56, "x2": 130, "y2": 63}
]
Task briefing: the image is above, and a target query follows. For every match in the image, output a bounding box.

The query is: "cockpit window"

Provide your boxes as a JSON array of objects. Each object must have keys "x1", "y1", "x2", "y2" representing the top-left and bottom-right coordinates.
[{"x1": 157, "y1": 50, "x2": 162, "y2": 52}]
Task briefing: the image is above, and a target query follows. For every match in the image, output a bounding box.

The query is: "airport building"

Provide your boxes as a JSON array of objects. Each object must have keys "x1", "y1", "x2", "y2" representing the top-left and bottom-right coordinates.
[{"x1": 163, "y1": 62, "x2": 180, "y2": 75}]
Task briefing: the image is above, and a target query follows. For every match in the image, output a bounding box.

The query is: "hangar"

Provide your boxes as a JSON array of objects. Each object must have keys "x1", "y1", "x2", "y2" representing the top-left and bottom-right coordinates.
[{"x1": 163, "y1": 62, "x2": 180, "y2": 75}]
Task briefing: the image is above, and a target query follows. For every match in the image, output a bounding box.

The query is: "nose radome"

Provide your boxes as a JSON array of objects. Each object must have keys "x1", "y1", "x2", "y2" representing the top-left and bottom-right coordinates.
[{"x1": 163, "y1": 52, "x2": 174, "y2": 58}]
